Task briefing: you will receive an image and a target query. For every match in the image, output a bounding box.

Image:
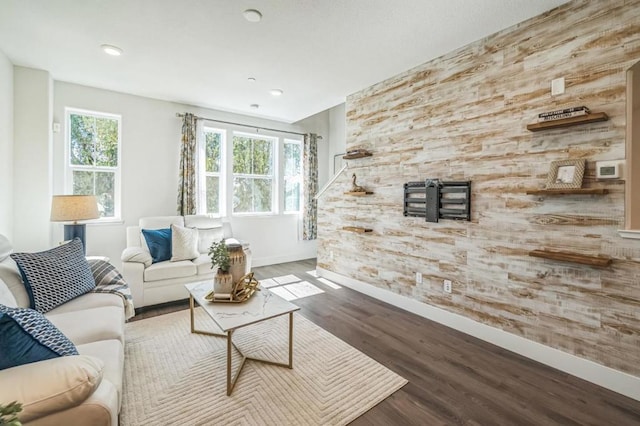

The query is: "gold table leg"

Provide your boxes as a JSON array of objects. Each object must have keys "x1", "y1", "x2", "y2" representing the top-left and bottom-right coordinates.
[
  {"x1": 190, "y1": 297, "x2": 295, "y2": 396},
  {"x1": 189, "y1": 295, "x2": 226, "y2": 338}
]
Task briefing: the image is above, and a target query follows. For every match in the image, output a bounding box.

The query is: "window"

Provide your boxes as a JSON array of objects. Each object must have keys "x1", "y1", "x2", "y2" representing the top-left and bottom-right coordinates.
[
  {"x1": 283, "y1": 140, "x2": 302, "y2": 213},
  {"x1": 200, "y1": 127, "x2": 224, "y2": 215},
  {"x1": 66, "y1": 108, "x2": 121, "y2": 220},
  {"x1": 198, "y1": 126, "x2": 302, "y2": 217},
  {"x1": 232, "y1": 133, "x2": 275, "y2": 214}
]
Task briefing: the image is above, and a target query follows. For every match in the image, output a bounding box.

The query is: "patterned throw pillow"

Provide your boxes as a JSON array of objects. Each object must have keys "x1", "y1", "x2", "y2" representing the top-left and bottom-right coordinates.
[
  {"x1": 0, "y1": 304, "x2": 78, "y2": 370},
  {"x1": 141, "y1": 228, "x2": 172, "y2": 263},
  {"x1": 10, "y1": 238, "x2": 96, "y2": 313}
]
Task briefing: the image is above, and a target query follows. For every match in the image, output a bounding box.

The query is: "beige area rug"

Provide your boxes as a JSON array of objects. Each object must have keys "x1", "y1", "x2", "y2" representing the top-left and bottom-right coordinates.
[{"x1": 121, "y1": 308, "x2": 407, "y2": 425}]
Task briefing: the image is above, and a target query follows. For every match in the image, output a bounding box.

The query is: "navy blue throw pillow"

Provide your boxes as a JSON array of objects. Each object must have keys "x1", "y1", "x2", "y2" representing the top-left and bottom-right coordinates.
[
  {"x1": 142, "y1": 228, "x2": 172, "y2": 263},
  {"x1": 10, "y1": 238, "x2": 96, "y2": 313},
  {"x1": 0, "y1": 304, "x2": 78, "y2": 370}
]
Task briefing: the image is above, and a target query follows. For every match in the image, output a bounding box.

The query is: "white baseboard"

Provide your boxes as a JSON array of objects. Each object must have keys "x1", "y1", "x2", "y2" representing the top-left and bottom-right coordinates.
[{"x1": 317, "y1": 267, "x2": 640, "y2": 401}]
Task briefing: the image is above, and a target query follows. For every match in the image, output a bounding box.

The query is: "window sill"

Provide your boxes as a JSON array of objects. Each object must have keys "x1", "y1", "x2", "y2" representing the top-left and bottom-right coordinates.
[
  {"x1": 88, "y1": 219, "x2": 124, "y2": 226},
  {"x1": 618, "y1": 230, "x2": 640, "y2": 239},
  {"x1": 232, "y1": 213, "x2": 277, "y2": 218}
]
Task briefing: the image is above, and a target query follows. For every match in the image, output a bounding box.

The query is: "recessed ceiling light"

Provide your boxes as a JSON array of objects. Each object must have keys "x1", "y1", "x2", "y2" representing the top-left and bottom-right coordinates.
[
  {"x1": 243, "y1": 9, "x2": 262, "y2": 22},
  {"x1": 101, "y1": 44, "x2": 122, "y2": 56},
  {"x1": 250, "y1": 104, "x2": 260, "y2": 109},
  {"x1": 270, "y1": 89, "x2": 283, "y2": 96},
  {"x1": 247, "y1": 77, "x2": 256, "y2": 82}
]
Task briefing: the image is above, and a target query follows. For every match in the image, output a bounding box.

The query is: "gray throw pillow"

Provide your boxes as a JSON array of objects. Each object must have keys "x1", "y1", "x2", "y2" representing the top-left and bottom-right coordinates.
[{"x1": 10, "y1": 238, "x2": 96, "y2": 313}]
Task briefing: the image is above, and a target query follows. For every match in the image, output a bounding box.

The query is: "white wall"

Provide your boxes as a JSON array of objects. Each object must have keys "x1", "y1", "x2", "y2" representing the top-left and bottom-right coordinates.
[
  {"x1": 13, "y1": 66, "x2": 52, "y2": 251},
  {"x1": 328, "y1": 103, "x2": 346, "y2": 176},
  {"x1": 295, "y1": 108, "x2": 331, "y2": 189},
  {"x1": 0, "y1": 50, "x2": 13, "y2": 239},
  {"x1": 52, "y1": 81, "x2": 330, "y2": 266}
]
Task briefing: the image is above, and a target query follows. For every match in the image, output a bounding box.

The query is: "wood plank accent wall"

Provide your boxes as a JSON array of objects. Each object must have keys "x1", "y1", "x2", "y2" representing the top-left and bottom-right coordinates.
[{"x1": 317, "y1": 0, "x2": 640, "y2": 377}]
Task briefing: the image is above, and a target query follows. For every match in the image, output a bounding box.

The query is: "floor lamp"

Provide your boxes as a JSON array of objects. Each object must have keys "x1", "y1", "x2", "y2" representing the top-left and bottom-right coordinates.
[{"x1": 50, "y1": 195, "x2": 100, "y2": 254}]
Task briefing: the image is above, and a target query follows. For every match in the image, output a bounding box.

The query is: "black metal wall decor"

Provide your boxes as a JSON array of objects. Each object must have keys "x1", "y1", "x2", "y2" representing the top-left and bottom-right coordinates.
[{"x1": 403, "y1": 179, "x2": 471, "y2": 222}]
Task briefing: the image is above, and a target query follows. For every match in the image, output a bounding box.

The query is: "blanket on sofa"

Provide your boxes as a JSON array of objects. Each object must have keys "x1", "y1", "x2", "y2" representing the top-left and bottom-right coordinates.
[{"x1": 88, "y1": 259, "x2": 135, "y2": 320}]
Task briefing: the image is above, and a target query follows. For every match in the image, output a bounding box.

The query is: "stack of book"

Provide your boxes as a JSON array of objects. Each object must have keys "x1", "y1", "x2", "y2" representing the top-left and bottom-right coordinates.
[{"x1": 537, "y1": 106, "x2": 590, "y2": 122}]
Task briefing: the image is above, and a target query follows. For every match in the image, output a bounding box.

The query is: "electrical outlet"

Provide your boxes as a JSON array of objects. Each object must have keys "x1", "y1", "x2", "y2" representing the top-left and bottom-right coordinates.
[
  {"x1": 443, "y1": 279, "x2": 452, "y2": 293},
  {"x1": 416, "y1": 272, "x2": 422, "y2": 284}
]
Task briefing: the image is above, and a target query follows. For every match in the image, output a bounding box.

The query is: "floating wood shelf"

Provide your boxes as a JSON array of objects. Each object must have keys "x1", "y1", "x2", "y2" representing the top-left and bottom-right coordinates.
[
  {"x1": 526, "y1": 188, "x2": 609, "y2": 195},
  {"x1": 526, "y1": 112, "x2": 609, "y2": 132},
  {"x1": 343, "y1": 151, "x2": 373, "y2": 159},
  {"x1": 344, "y1": 191, "x2": 373, "y2": 196},
  {"x1": 529, "y1": 249, "x2": 612, "y2": 268},
  {"x1": 342, "y1": 226, "x2": 373, "y2": 233}
]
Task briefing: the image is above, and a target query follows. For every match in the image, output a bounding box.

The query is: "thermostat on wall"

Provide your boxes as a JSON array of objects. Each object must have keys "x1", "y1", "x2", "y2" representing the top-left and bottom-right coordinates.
[{"x1": 596, "y1": 160, "x2": 622, "y2": 179}]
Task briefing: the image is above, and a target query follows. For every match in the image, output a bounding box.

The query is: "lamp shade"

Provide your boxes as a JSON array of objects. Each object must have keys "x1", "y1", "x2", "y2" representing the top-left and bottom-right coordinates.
[{"x1": 50, "y1": 195, "x2": 100, "y2": 222}]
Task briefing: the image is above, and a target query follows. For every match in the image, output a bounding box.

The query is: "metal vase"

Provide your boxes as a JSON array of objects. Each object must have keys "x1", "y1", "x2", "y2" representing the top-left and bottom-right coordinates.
[
  {"x1": 213, "y1": 269, "x2": 233, "y2": 295},
  {"x1": 227, "y1": 242, "x2": 246, "y2": 291}
]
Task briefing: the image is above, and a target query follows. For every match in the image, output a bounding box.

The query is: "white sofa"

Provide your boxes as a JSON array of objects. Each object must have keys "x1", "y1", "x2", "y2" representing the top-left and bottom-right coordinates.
[
  {"x1": 121, "y1": 215, "x2": 251, "y2": 308},
  {"x1": 0, "y1": 238, "x2": 125, "y2": 426}
]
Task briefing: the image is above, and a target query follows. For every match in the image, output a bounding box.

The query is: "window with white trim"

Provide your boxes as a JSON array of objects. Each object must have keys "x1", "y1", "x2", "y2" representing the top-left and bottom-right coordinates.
[
  {"x1": 198, "y1": 126, "x2": 303, "y2": 217},
  {"x1": 65, "y1": 108, "x2": 121, "y2": 220},
  {"x1": 199, "y1": 127, "x2": 224, "y2": 215},
  {"x1": 283, "y1": 139, "x2": 302, "y2": 213},
  {"x1": 232, "y1": 132, "x2": 275, "y2": 214}
]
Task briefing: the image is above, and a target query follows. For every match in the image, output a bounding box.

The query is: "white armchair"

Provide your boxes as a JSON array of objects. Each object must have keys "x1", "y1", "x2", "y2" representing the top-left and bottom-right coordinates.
[{"x1": 121, "y1": 215, "x2": 251, "y2": 308}]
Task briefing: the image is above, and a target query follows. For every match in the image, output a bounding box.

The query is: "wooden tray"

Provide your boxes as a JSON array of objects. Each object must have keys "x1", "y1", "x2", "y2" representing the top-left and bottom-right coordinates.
[{"x1": 204, "y1": 272, "x2": 260, "y2": 303}]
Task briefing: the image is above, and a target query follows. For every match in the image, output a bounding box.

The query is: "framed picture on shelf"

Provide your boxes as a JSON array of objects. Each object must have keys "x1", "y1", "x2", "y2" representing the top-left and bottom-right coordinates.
[{"x1": 545, "y1": 159, "x2": 586, "y2": 189}]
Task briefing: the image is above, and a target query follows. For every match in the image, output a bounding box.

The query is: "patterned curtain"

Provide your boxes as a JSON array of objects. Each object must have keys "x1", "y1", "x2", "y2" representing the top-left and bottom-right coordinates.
[
  {"x1": 177, "y1": 113, "x2": 197, "y2": 215},
  {"x1": 302, "y1": 133, "x2": 318, "y2": 240}
]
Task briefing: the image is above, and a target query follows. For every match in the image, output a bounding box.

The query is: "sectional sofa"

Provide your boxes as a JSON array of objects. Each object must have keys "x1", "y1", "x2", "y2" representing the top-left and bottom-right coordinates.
[{"x1": 0, "y1": 236, "x2": 126, "y2": 426}]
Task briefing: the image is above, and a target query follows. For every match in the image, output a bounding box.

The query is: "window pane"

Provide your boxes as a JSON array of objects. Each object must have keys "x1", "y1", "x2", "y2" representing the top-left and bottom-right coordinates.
[
  {"x1": 254, "y1": 178, "x2": 272, "y2": 212},
  {"x1": 72, "y1": 170, "x2": 94, "y2": 195},
  {"x1": 284, "y1": 143, "x2": 301, "y2": 177},
  {"x1": 69, "y1": 114, "x2": 95, "y2": 166},
  {"x1": 94, "y1": 117, "x2": 119, "y2": 167},
  {"x1": 205, "y1": 132, "x2": 221, "y2": 173},
  {"x1": 284, "y1": 142, "x2": 302, "y2": 212},
  {"x1": 284, "y1": 180, "x2": 301, "y2": 212},
  {"x1": 72, "y1": 171, "x2": 114, "y2": 218},
  {"x1": 206, "y1": 175, "x2": 219, "y2": 214},
  {"x1": 233, "y1": 177, "x2": 252, "y2": 212},
  {"x1": 252, "y1": 139, "x2": 272, "y2": 175},
  {"x1": 233, "y1": 177, "x2": 272, "y2": 213},
  {"x1": 233, "y1": 136, "x2": 252, "y2": 174},
  {"x1": 95, "y1": 172, "x2": 115, "y2": 217}
]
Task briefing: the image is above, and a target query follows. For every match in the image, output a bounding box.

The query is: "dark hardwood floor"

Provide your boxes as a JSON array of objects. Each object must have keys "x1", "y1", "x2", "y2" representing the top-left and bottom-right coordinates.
[{"x1": 133, "y1": 259, "x2": 640, "y2": 425}]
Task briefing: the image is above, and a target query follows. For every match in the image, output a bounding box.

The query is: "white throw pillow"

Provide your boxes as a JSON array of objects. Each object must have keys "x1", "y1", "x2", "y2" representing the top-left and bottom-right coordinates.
[
  {"x1": 196, "y1": 227, "x2": 224, "y2": 254},
  {"x1": 0, "y1": 259, "x2": 30, "y2": 308},
  {"x1": 0, "y1": 278, "x2": 17, "y2": 307},
  {"x1": 0, "y1": 355, "x2": 104, "y2": 423},
  {"x1": 0, "y1": 234, "x2": 11, "y2": 262},
  {"x1": 171, "y1": 224, "x2": 199, "y2": 262}
]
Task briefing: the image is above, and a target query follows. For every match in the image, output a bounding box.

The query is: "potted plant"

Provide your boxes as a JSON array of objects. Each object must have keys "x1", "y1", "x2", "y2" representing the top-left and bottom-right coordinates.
[
  {"x1": 208, "y1": 239, "x2": 233, "y2": 295},
  {"x1": 0, "y1": 401, "x2": 22, "y2": 426}
]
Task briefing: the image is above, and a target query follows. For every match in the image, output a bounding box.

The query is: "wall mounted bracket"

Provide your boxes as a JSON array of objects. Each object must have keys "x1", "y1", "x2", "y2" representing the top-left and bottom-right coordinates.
[{"x1": 404, "y1": 179, "x2": 471, "y2": 222}]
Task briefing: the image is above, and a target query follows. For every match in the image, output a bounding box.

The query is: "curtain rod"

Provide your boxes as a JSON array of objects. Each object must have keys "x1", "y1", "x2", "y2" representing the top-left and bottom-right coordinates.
[{"x1": 176, "y1": 113, "x2": 322, "y2": 139}]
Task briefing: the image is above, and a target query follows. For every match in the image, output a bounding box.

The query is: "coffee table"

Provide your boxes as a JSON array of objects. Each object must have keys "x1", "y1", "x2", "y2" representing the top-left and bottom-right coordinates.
[{"x1": 184, "y1": 281, "x2": 300, "y2": 396}]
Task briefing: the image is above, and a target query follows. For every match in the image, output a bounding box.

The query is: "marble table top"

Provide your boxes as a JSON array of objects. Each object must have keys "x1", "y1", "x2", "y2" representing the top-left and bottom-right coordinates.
[{"x1": 185, "y1": 281, "x2": 300, "y2": 332}]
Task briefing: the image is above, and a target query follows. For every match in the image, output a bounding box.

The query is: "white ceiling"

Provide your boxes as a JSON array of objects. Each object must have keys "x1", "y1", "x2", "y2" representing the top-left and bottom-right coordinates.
[{"x1": 0, "y1": 0, "x2": 569, "y2": 123}]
